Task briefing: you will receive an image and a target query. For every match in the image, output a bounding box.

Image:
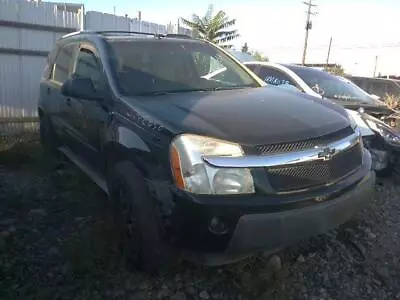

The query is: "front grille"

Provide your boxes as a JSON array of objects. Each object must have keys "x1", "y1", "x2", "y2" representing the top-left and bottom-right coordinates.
[
  {"x1": 267, "y1": 143, "x2": 363, "y2": 192},
  {"x1": 255, "y1": 126, "x2": 354, "y2": 154}
]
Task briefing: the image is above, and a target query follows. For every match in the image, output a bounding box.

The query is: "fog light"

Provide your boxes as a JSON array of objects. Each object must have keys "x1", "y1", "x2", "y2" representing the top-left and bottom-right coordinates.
[
  {"x1": 208, "y1": 216, "x2": 228, "y2": 235},
  {"x1": 213, "y1": 169, "x2": 254, "y2": 194}
]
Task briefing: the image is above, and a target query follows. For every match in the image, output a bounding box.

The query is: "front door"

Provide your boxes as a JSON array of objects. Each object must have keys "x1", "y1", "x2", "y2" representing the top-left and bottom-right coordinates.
[{"x1": 68, "y1": 44, "x2": 109, "y2": 172}]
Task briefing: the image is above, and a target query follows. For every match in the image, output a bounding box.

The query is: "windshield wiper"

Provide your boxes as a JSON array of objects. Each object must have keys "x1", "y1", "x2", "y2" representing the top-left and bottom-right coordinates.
[{"x1": 135, "y1": 88, "x2": 210, "y2": 96}]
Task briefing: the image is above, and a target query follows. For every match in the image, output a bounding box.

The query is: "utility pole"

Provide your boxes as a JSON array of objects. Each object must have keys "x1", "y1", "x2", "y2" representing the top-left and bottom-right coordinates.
[
  {"x1": 373, "y1": 55, "x2": 378, "y2": 77},
  {"x1": 326, "y1": 37, "x2": 332, "y2": 67},
  {"x1": 301, "y1": 0, "x2": 317, "y2": 65}
]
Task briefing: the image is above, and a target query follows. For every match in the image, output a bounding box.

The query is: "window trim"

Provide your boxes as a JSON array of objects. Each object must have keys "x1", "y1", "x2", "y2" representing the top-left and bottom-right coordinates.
[
  {"x1": 50, "y1": 42, "x2": 78, "y2": 86},
  {"x1": 72, "y1": 42, "x2": 103, "y2": 77}
]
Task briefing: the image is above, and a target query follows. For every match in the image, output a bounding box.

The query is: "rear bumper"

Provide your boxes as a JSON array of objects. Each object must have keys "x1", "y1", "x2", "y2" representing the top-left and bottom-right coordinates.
[{"x1": 186, "y1": 170, "x2": 375, "y2": 265}]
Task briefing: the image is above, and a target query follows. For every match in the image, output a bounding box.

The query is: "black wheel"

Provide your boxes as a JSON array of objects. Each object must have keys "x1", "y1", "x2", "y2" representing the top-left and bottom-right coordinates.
[
  {"x1": 108, "y1": 161, "x2": 174, "y2": 273},
  {"x1": 39, "y1": 114, "x2": 59, "y2": 154}
]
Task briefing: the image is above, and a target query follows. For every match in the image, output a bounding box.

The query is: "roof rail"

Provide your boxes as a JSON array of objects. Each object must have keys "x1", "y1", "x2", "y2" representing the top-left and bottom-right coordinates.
[
  {"x1": 164, "y1": 33, "x2": 192, "y2": 39},
  {"x1": 61, "y1": 31, "x2": 193, "y2": 40}
]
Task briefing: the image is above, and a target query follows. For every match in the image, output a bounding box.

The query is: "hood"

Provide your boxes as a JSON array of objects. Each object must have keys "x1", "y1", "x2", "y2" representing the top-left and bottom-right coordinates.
[
  {"x1": 330, "y1": 98, "x2": 394, "y2": 118},
  {"x1": 128, "y1": 86, "x2": 351, "y2": 145}
]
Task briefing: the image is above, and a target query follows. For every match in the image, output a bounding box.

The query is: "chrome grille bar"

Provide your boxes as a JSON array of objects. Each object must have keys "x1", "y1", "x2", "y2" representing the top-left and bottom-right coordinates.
[{"x1": 202, "y1": 132, "x2": 361, "y2": 169}]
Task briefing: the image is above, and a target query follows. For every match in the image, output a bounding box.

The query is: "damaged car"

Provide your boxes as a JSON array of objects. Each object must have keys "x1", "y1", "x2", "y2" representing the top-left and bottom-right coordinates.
[
  {"x1": 38, "y1": 32, "x2": 375, "y2": 271},
  {"x1": 242, "y1": 61, "x2": 400, "y2": 177}
]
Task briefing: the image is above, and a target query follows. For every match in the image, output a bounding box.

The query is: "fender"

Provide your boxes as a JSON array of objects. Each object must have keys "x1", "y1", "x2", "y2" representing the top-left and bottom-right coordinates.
[
  {"x1": 346, "y1": 109, "x2": 375, "y2": 137},
  {"x1": 103, "y1": 124, "x2": 170, "y2": 181}
]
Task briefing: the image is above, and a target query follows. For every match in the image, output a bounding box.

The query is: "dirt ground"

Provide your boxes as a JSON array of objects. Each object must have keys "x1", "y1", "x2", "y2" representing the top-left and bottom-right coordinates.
[{"x1": 1, "y1": 135, "x2": 399, "y2": 300}]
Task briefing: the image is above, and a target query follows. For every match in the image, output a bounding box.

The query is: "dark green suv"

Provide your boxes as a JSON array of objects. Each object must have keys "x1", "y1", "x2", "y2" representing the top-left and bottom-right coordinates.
[{"x1": 38, "y1": 31, "x2": 375, "y2": 271}]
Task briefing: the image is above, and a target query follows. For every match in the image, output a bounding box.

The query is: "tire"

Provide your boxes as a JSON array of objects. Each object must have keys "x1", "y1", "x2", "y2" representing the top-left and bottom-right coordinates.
[
  {"x1": 108, "y1": 161, "x2": 174, "y2": 273},
  {"x1": 39, "y1": 114, "x2": 59, "y2": 154}
]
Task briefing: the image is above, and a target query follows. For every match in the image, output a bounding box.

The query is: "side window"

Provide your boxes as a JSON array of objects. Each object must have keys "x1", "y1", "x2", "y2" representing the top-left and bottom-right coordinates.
[
  {"x1": 52, "y1": 43, "x2": 76, "y2": 84},
  {"x1": 245, "y1": 64, "x2": 259, "y2": 72},
  {"x1": 257, "y1": 67, "x2": 295, "y2": 86},
  {"x1": 73, "y1": 47, "x2": 103, "y2": 91}
]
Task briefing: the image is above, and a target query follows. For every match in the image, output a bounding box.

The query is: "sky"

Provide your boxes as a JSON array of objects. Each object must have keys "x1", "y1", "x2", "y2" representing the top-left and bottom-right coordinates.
[{"x1": 49, "y1": 0, "x2": 400, "y2": 76}]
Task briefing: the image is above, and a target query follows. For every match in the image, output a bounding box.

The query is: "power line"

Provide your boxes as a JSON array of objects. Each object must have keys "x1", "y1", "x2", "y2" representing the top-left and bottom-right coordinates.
[{"x1": 301, "y1": 0, "x2": 317, "y2": 65}]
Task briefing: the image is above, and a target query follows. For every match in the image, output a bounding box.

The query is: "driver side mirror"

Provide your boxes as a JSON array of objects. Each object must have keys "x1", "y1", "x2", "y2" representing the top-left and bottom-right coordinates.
[{"x1": 61, "y1": 77, "x2": 102, "y2": 101}]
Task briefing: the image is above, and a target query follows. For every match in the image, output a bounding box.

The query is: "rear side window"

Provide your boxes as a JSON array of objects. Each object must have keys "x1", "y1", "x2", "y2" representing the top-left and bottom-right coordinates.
[
  {"x1": 42, "y1": 46, "x2": 59, "y2": 80},
  {"x1": 256, "y1": 66, "x2": 295, "y2": 86},
  {"x1": 52, "y1": 43, "x2": 76, "y2": 84}
]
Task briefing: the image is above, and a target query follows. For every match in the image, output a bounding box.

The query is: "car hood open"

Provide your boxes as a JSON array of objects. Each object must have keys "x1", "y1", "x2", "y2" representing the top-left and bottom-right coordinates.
[{"x1": 127, "y1": 86, "x2": 352, "y2": 145}]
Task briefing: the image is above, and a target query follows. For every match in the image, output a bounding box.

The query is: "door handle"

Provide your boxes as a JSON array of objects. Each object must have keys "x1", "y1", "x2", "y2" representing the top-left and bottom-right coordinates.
[
  {"x1": 46, "y1": 87, "x2": 51, "y2": 95},
  {"x1": 66, "y1": 98, "x2": 71, "y2": 106}
]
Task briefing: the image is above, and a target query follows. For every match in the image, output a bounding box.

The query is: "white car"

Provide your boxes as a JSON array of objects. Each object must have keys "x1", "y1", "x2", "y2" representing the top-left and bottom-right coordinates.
[{"x1": 242, "y1": 61, "x2": 400, "y2": 174}]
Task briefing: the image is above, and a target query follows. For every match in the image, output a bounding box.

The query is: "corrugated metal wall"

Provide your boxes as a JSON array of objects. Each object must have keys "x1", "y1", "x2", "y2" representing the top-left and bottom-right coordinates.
[
  {"x1": 0, "y1": 0, "x2": 82, "y2": 135},
  {"x1": 84, "y1": 11, "x2": 192, "y2": 36},
  {"x1": 0, "y1": 1, "x2": 192, "y2": 136}
]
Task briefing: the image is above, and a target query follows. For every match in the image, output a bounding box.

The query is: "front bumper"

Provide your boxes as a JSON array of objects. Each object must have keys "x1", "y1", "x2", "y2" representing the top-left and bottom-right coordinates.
[
  {"x1": 156, "y1": 150, "x2": 376, "y2": 265},
  {"x1": 184, "y1": 170, "x2": 375, "y2": 265}
]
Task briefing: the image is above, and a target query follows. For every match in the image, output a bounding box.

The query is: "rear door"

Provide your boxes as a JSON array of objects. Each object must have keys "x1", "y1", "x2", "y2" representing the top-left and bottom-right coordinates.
[{"x1": 47, "y1": 42, "x2": 78, "y2": 141}]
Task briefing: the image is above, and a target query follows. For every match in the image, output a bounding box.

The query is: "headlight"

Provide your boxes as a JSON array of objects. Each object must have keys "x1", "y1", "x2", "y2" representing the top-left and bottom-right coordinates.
[
  {"x1": 363, "y1": 114, "x2": 400, "y2": 145},
  {"x1": 170, "y1": 135, "x2": 255, "y2": 195}
]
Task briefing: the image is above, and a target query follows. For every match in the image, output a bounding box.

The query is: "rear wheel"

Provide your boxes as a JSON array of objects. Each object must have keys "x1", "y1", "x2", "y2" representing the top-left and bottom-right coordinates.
[{"x1": 108, "y1": 161, "x2": 174, "y2": 273}]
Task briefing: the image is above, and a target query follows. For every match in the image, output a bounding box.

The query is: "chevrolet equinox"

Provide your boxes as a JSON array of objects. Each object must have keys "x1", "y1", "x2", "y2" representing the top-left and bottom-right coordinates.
[{"x1": 38, "y1": 31, "x2": 375, "y2": 272}]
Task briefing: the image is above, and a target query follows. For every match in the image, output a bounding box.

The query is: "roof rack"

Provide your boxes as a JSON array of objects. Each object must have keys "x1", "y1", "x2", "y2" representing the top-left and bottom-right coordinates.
[{"x1": 61, "y1": 31, "x2": 193, "y2": 40}]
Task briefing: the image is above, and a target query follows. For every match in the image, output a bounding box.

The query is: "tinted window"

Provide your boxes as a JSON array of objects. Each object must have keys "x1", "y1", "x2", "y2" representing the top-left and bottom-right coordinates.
[
  {"x1": 52, "y1": 43, "x2": 76, "y2": 84},
  {"x1": 286, "y1": 66, "x2": 375, "y2": 103},
  {"x1": 245, "y1": 64, "x2": 258, "y2": 72},
  {"x1": 74, "y1": 48, "x2": 103, "y2": 91},
  {"x1": 256, "y1": 66, "x2": 295, "y2": 86},
  {"x1": 105, "y1": 40, "x2": 259, "y2": 96}
]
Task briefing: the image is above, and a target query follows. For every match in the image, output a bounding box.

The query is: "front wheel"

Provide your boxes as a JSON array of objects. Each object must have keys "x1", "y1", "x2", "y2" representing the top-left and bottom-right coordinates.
[{"x1": 108, "y1": 161, "x2": 174, "y2": 273}]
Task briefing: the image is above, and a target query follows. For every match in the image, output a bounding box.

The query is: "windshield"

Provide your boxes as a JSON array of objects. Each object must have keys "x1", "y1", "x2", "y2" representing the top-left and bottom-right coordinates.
[
  {"x1": 105, "y1": 39, "x2": 259, "y2": 96},
  {"x1": 286, "y1": 66, "x2": 375, "y2": 104}
]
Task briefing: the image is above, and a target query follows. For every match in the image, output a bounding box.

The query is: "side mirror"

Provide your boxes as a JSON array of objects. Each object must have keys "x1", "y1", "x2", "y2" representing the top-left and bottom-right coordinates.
[{"x1": 61, "y1": 77, "x2": 102, "y2": 101}]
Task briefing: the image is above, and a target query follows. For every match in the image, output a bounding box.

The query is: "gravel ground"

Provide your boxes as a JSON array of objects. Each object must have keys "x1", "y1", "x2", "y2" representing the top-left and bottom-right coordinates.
[{"x1": 0, "y1": 136, "x2": 399, "y2": 300}]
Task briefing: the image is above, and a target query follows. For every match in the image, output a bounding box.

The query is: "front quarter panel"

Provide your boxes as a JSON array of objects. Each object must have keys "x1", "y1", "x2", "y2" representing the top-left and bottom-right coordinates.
[{"x1": 103, "y1": 107, "x2": 174, "y2": 182}]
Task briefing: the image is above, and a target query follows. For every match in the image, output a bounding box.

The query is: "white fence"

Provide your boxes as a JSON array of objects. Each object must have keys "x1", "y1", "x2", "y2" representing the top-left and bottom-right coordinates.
[
  {"x1": 0, "y1": 2, "x2": 192, "y2": 135},
  {"x1": 0, "y1": 0, "x2": 82, "y2": 135}
]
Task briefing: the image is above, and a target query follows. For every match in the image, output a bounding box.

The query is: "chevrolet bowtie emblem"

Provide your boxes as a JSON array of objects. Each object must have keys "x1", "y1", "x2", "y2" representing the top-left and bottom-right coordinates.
[{"x1": 318, "y1": 147, "x2": 336, "y2": 161}]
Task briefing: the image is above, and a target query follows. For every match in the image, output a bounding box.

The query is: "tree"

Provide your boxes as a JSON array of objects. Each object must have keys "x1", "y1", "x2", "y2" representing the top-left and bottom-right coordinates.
[
  {"x1": 181, "y1": 5, "x2": 239, "y2": 48},
  {"x1": 241, "y1": 43, "x2": 249, "y2": 53},
  {"x1": 324, "y1": 65, "x2": 345, "y2": 76},
  {"x1": 251, "y1": 50, "x2": 269, "y2": 62}
]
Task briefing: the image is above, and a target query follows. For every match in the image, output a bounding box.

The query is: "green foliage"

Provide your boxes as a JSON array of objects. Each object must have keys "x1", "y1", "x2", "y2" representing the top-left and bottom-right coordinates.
[
  {"x1": 251, "y1": 50, "x2": 269, "y2": 62},
  {"x1": 181, "y1": 5, "x2": 239, "y2": 48},
  {"x1": 324, "y1": 65, "x2": 345, "y2": 76}
]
